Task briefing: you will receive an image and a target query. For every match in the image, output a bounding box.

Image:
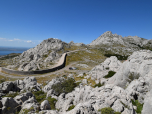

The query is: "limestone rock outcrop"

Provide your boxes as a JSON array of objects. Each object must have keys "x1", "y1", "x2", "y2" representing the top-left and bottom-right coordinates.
[
  {"x1": 107, "y1": 50, "x2": 152, "y2": 89},
  {"x1": 9, "y1": 38, "x2": 68, "y2": 71},
  {"x1": 88, "y1": 56, "x2": 122, "y2": 82}
]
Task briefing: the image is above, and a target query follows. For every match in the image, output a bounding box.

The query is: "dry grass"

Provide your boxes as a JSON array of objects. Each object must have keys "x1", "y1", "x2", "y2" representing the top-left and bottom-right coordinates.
[
  {"x1": 65, "y1": 48, "x2": 105, "y2": 66},
  {"x1": 0, "y1": 75, "x2": 17, "y2": 82},
  {"x1": 87, "y1": 77, "x2": 96, "y2": 86}
]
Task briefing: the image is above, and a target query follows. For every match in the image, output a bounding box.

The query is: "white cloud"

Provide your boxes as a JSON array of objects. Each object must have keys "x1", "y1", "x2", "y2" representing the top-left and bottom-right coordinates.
[
  {"x1": 26, "y1": 40, "x2": 32, "y2": 43},
  {"x1": 14, "y1": 38, "x2": 21, "y2": 41},
  {"x1": 0, "y1": 37, "x2": 41, "y2": 47},
  {"x1": 0, "y1": 38, "x2": 6, "y2": 40}
]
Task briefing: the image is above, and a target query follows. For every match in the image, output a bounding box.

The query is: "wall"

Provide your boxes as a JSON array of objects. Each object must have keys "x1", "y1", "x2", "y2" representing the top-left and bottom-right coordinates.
[{"x1": 1, "y1": 53, "x2": 67, "y2": 75}]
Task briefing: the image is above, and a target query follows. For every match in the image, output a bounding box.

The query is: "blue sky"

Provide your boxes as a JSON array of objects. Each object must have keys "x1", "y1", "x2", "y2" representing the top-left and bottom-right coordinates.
[{"x1": 0, "y1": 0, "x2": 152, "y2": 47}]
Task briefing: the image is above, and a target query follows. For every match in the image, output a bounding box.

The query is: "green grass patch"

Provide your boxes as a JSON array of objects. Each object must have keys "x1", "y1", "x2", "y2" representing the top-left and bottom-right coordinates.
[
  {"x1": 51, "y1": 78, "x2": 78, "y2": 96},
  {"x1": 47, "y1": 96, "x2": 57, "y2": 110},
  {"x1": 68, "y1": 105, "x2": 75, "y2": 111},
  {"x1": 103, "y1": 71, "x2": 116, "y2": 79},
  {"x1": 2, "y1": 92, "x2": 20, "y2": 98},
  {"x1": 65, "y1": 48, "x2": 105, "y2": 66},
  {"x1": 99, "y1": 107, "x2": 121, "y2": 114},
  {"x1": 0, "y1": 53, "x2": 21, "y2": 60},
  {"x1": 104, "y1": 53, "x2": 128, "y2": 60},
  {"x1": 32, "y1": 91, "x2": 47, "y2": 103},
  {"x1": 131, "y1": 99, "x2": 143, "y2": 114}
]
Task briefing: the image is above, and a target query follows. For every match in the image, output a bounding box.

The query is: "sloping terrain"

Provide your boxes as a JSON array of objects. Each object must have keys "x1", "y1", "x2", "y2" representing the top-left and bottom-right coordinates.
[{"x1": 0, "y1": 31, "x2": 152, "y2": 114}]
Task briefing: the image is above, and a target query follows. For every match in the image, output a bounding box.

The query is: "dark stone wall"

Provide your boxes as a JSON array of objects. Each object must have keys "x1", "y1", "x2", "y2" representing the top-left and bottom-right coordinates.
[{"x1": 1, "y1": 54, "x2": 67, "y2": 75}]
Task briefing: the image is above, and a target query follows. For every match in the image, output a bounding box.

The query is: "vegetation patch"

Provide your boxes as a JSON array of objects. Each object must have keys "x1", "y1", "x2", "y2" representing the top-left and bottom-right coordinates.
[
  {"x1": 104, "y1": 53, "x2": 128, "y2": 60},
  {"x1": 47, "y1": 96, "x2": 57, "y2": 110},
  {"x1": 51, "y1": 78, "x2": 78, "y2": 96},
  {"x1": 120, "y1": 101, "x2": 130, "y2": 109},
  {"x1": 103, "y1": 71, "x2": 116, "y2": 79},
  {"x1": 94, "y1": 82, "x2": 104, "y2": 88},
  {"x1": 0, "y1": 53, "x2": 21, "y2": 60},
  {"x1": 2, "y1": 92, "x2": 20, "y2": 98},
  {"x1": 65, "y1": 48, "x2": 105, "y2": 66},
  {"x1": 32, "y1": 91, "x2": 46, "y2": 103},
  {"x1": 0, "y1": 78, "x2": 5, "y2": 83},
  {"x1": 68, "y1": 105, "x2": 75, "y2": 111},
  {"x1": 127, "y1": 73, "x2": 140, "y2": 83},
  {"x1": 131, "y1": 99, "x2": 143, "y2": 114},
  {"x1": 87, "y1": 77, "x2": 96, "y2": 86},
  {"x1": 99, "y1": 107, "x2": 121, "y2": 114}
]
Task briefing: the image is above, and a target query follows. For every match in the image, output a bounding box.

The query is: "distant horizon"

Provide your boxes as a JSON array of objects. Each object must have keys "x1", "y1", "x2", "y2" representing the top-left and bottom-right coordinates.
[
  {"x1": 0, "y1": 0, "x2": 152, "y2": 47},
  {"x1": 0, "y1": 31, "x2": 151, "y2": 48}
]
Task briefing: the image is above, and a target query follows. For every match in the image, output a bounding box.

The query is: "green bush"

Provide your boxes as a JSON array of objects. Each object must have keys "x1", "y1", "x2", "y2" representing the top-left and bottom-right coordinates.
[
  {"x1": 103, "y1": 71, "x2": 116, "y2": 79},
  {"x1": 104, "y1": 54, "x2": 128, "y2": 60},
  {"x1": 99, "y1": 107, "x2": 121, "y2": 114},
  {"x1": 47, "y1": 96, "x2": 57, "y2": 110},
  {"x1": 32, "y1": 91, "x2": 46, "y2": 103},
  {"x1": 68, "y1": 105, "x2": 75, "y2": 111},
  {"x1": 0, "y1": 79, "x2": 5, "y2": 83},
  {"x1": 131, "y1": 99, "x2": 143, "y2": 113},
  {"x1": 51, "y1": 78, "x2": 78, "y2": 96}
]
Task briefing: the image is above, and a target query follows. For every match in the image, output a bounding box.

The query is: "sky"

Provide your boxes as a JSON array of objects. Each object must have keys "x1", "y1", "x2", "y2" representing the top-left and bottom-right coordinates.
[{"x1": 0, "y1": 0, "x2": 152, "y2": 47}]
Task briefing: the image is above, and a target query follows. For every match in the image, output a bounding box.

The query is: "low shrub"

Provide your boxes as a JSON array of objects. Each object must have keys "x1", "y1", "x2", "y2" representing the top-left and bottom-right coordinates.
[
  {"x1": 47, "y1": 96, "x2": 57, "y2": 110},
  {"x1": 68, "y1": 105, "x2": 75, "y2": 111},
  {"x1": 51, "y1": 78, "x2": 78, "y2": 96},
  {"x1": 0, "y1": 78, "x2": 5, "y2": 83},
  {"x1": 131, "y1": 99, "x2": 143, "y2": 113},
  {"x1": 3, "y1": 92, "x2": 19, "y2": 98},
  {"x1": 103, "y1": 71, "x2": 116, "y2": 78},
  {"x1": 32, "y1": 91, "x2": 46, "y2": 103},
  {"x1": 99, "y1": 107, "x2": 121, "y2": 114},
  {"x1": 104, "y1": 54, "x2": 128, "y2": 60}
]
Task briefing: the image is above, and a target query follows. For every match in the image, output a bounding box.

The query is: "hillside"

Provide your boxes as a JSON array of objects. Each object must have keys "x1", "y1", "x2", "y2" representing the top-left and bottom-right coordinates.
[{"x1": 0, "y1": 31, "x2": 152, "y2": 114}]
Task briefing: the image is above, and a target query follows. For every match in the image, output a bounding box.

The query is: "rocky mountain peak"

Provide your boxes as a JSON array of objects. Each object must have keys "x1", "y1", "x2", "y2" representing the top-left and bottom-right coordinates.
[
  {"x1": 101, "y1": 31, "x2": 113, "y2": 37},
  {"x1": 7, "y1": 38, "x2": 68, "y2": 71},
  {"x1": 89, "y1": 31, "x2": 123, "y2": 46}
]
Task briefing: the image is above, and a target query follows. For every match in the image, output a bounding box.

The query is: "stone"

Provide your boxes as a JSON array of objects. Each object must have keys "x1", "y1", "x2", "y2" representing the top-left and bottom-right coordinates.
[
  {"x1": 11, "y1": 38, "x2": 67, "y2": 71},
  {"x1": 14, "y1": 91, "x2": 34, "y2": 105},
  {"x1": 107, "y1": 50, "x2": 152, "y2": 88},
  {"x1": 40, "y1": 100, "x2": 51, "y2": 110},
  {"x1": 142, "y1": 89, "x2": 152, "y2": 114},
  {"x1": 66, "y1": 102, "x2": 96, "y2": 114},
  {"x1": 1, "y1": 97, "x2": 19, "y2": 114},
  {"x1": 0, "y1": 81, "x2": 14, "y2": 93},
  {"x1": 43, "y1": 77, "x2": 65, "y2": 93},
  {"x1": 55, "y1": 84, "x2": 134, "y2": 113},
  {"x1": 88, "y1": 56, "x2": 122, "y2": 81},
  {"x1": 21, "y1": 97, "x2": 39, "y2": 111}
]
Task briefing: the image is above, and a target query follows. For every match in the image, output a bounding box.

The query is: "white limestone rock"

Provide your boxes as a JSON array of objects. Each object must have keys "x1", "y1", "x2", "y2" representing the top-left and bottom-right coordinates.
[
  {"x1": 14, "y1": 91, "x2": 34, "y2": 105},
  {"x1": 55, "y1": 85, "x2": 134, "y2": 114},
  {"x1": 43, "y1": 77, "x2": 65, "y2": 93},
  {"x1": 66, "y1": 102, "x2": 96, "y2": 114},
  {"x1": 88, "y1": 56, "x2": 122, "y2": 81},
  {"x1": 0, "y1": 81, "x2": 14, "y2": 93},
  {"x1": 107, "y1": 50, "x2": 152, "y2": 88},
  {"x1": 40, "y1": 100, "x2": 51, "y2": 110},
  {"x1": 1, "y1": 97, "x2": 19, "y2": 114},
  {"x1": 142, "y1": 89, "x2": 152, "y2": 114},
  {"x1": 13, "y1": 38, "x2": 67, "y2": 71},
  {"x1": 90, "y1": 31, "x2": 124, "y2": 46}
]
